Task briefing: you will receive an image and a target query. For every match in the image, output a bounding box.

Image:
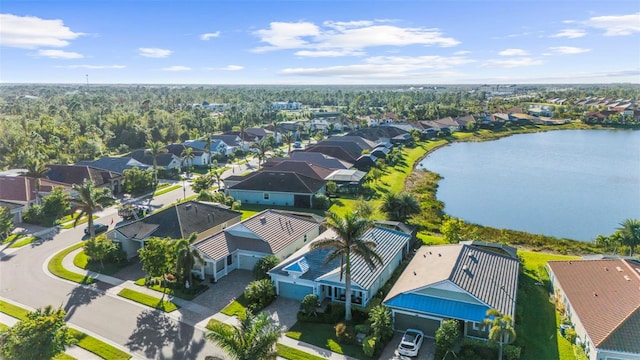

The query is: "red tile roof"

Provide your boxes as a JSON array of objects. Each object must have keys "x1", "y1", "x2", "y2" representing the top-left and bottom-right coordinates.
[{"x1": 548, "y1": 259, "x2": 640, "y2": 351}]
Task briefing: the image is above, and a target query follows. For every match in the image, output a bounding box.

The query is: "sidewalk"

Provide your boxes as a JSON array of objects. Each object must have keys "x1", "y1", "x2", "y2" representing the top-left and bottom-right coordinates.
[{"x1": 60, "y1": 247, "x2": 359, "y2": 360}]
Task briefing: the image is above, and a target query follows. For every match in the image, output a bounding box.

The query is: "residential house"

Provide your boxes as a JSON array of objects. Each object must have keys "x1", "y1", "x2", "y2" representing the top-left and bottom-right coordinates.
[
  {"x1": 77, "y1": 157, "x2": 149, "y2": 174},
  {"x1": 183, "y1": 139, "x2": 230, "y2": 158},
  {"x1": 547, "y1": 259, "x2": 640, "y2": 360},
  {"x1": 227, "y1": 170, "x2": 326, "y2": 208},
  {"x1": 289, "y1": 152, "x2": 353, "y2": 170},
  {"x1": 193, "y1": 209, "x2": 322, "y2": 282},
  {"x1": 165, "y1": 143, "x2": 209, "y2": 167},
  {"x1": 509, "y1": 113, "x2": 536, "y2": 125},
  {"x1": 384, "y1": 243, "x2": 519, "y2": 339},
  {"x1": 528, "y1": 105, "x2": 553, "y2": 117},
  {"x1": 0, "y1": 175, "x2": 71, "y2": 220},
  {"x1": 418, "y1": 117, "x2": 461, "y2": 134},
  {"x1": 269, "y1": 225, "x2": 412, "y2": 303},
  {"x1": 324, "y1": 169, "x2": 367, "y2": 188},
  {"x1": 211, "y1": 134, "x2": 247, "y2": 153},
  {"x1": 128, "y1": 149, "x2": 182, "y2": 170},
  {"x1": 0, "y1": 200, "x2": 25, "y2": 223},
  {"x1": 271, "y1": 101, "x2": 302, "y2": 110},
  {"x1": 261, "y1": 160, "x2": 334, "y2": 180},
  {"x1": 46, "y1": 164, "x2": 124, "y2": 194},
  {"x1": 349, "y1": 126, "x2": 410, "y2": 144},
  {"x1": 107, "y1": 201, "x2": 242, "y2": 259}
]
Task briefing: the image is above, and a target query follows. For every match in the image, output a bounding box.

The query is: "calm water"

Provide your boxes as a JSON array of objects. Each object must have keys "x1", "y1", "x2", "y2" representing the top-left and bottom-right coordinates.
[{"x1": 419, "y1": 130, "x2": 640, "y2": 241}]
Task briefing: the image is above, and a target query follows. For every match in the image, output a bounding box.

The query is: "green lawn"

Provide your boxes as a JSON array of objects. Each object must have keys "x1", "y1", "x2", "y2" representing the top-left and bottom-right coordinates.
[
  {"x1": 220, "y1": 294, "x2": 250, "y2": 317},
  {"x1": 117, "y1": 288, "x2": 179, "y2": 312},
  {"x1": 417, "y1": 232, "x2": 447, "y2": 245},
  {"x1": 133, "y1": 278, "x2": 208, "y2": 301},
  {"x1": 206, "y1": 317, "x2": 233, "y2": 332},
  {"x1": 285, "y1": 322, "x2": 367, "y2": 359},
  {"x1": 5, "y1": 234, "x2": 37, "y2": 248},
  {"x1": 59, "y1": 215, "x2": 98, "y2": 229},
  {"x1": 153, "y1": 184, "x2": 182, "y2": 196},
  {"x1": 73, "y1": 250, "x2": 129, "y2": 276},
  {"x1": 0, "y1": 300, "x2": 131, "y2": 359},
  {"x1": 276, "y1": 343, "x2": 327, "y2": 360},
  {"x1": 517, "y1": 251, "x2": 580, "y2": 360},
  {"x1": 48, "y1": 242, "x2": 96, "y2": 285}
]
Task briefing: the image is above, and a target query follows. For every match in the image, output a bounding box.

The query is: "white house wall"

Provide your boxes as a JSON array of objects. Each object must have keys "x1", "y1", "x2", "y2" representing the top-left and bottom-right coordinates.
[{"x1": 108, "y1": 231, "x2": 142, "y2": 259}]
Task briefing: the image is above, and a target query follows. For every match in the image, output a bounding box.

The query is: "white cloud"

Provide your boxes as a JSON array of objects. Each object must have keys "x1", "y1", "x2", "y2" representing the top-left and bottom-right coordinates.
[
  {"x1": 551, "y1": 29, "x2": 587, "y2": 38},
  {"x1": 205, "y1": 65, "x2": 244, "y2": 71},
  {"x1": 36, "y1": 49, "x2": 84, "y2": 59},
  {"x1": 200, "y1": 32, "x2": 221, "y2": 40},
  {"x1": 280, "y1": 54, "x2": 474, "y2": 78},
  {"x1": 499, "y1": 48, "x2": 529, "y2": 56},
  {"x1": 482, "y1": 57, "x2": 543, "y2": 68},
  {"x1": 453, "y1": 50, "x2": 471, "y2": 56},
  {"x1": 55, "y1": 64, "x2": 126, "y2": 69},
  {"x1": 253, "y1": 19, "x2": 460, "y2": 56},
  {"x1": 549, "y1": 46, "x2": 591, "y2": 54},
  {"x1": 138, "y1": 47, "x2": 172, "y2": 58},
  {"x1": 586, "y1": 12, "x2": 640, "y2": 36},
  {"x1": 162, "y1": 65, "x2": 191, "y2": 71},
  {"x1": 0, "y1": 13, "x2": 83, "y2": 48},
  {"x1": 562, "y1": 20, "x2": 576, "y2": 24}
]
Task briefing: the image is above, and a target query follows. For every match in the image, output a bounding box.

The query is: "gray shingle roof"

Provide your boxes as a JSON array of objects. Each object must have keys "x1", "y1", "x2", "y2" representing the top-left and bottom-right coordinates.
[
  {"x1": 289, "y1": 152, "x2": 353, "y2": 170},
  {"x1": 385, "y1": 244, "x2": 519, "y2": 319},
  {"x1": 228, "y1": 171, "x2": 326, "y2": 194},
  {"x1": 193, "y1": 209, "x2": 321, "y2": 261},
  {"x1": 77, "y1": 157, "x2": 149, "y2": 174},
  {"x1": 270, "y1": 226, "x2": 411, "y2": 291}
]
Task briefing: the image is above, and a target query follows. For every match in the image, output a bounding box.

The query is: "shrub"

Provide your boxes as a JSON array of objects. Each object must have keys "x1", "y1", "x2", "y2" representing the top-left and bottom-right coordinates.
[
  {"x1": 330, "y1": 303, "x2": 345, "y2": 323},
  {"x1": 244, "y1": 279, "x2": 276, "y2": 311},
  {"x1": 253, "y1": 255, "x2": 279, "y2": 280},
  {"x1": 435, "y1": 319, "x2": 461, "y2": 360},
  {"x1": 564, "y1": 328, "x2": 577, "y2": 344},
  {"x1": 334, "y1": 322, "x2": 354, "y2": 344},
  {"x1": 573, "y1": 344, "x2": 588, "y2": 360},
  {"x1": 504, "y1": 345, "x2": 522, "y2": 360},
  {"x1": 300, "y1": 294, "x2": 320, "y2": 317},
  {"x1": 362, "y1": 335, "x2": 377, "y2": 357},
  {"x1": 326, "y1": 181, "x2": 338, "y2": 195},
  {"x1": 369, "y1": 305, "x2": 393, "y2": 343},
  {"x1": 354, "y1": 323, "x2": 371, "y2": 335},
  {"x1": 311, "y1": 194, "x2": 331, "y2": 210}
]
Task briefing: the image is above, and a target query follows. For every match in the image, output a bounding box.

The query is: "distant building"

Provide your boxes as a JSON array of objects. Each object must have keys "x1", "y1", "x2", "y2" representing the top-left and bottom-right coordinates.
[{"x1": 271, "y1": 101, "x2": 301, "y2": 110}]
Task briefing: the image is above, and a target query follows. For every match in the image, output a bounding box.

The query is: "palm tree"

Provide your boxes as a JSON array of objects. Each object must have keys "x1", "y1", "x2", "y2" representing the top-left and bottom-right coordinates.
[
  {"x1": 203, "y1": 134, "x2": 212, "y2": 170},
  {"x1": 174, "y1": 232, "x2": 203, "y2": 286},
  {"x1": 380, "y1": 192, "x2": 421, "y2": 223},
  {"x1": 251, "y1": 140, "x2": 271, "y2": 169},
  {"x1": 24, "y1": 159, "x2": 49, "y2": 205},
  {"x1": 310, "y1": 211, "x2": 382, "y2": 322},
  {"x1": 181, "y1": 147, "x2": 195, "y2": 176},
  {"x1": 144, "y1": 140, "x2": 166, "y2": 185},
  {"x1": 210, "y1": 167, "x2": 224, "y2": 190},
  {"x1": 71, "y1": 180, "x2": 114, "y2": 238},
  {"x1": 617, "y1": 218, "x2": 640, "y2": 256},
  {"x1": 206, "y1": 310, "x2": 281, "y2": 360},
  {"x1": 483, "y1": 308, "x2": 516, "y2": 360},
  {"x1": 281, "y1": 132, "x2": 294, "y2": 155}
]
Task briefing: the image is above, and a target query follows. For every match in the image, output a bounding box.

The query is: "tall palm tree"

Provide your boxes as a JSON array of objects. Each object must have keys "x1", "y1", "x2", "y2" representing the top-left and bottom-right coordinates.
[
  {"x1": 210, "y1": 167, "x2": 224, "y2": 190},
  {"x1": 206, "y1": 310, "x2": 281, "y2": 360},
  {"x1": 251, "y1": 140, "x2": 271, "y2": 169},
  {"x1": 181, "y1": 147, "x2": 195, "y2": 176},
  {"x1": 281, "y1": 132, "x2": 294, "y2": 155},
  {"x1": 174, "y1": 232, "x2": 203, "y2": 286},
  {"x1": 483, "y1": 308, "x2": 516, "y2": 360},
  {"x1": 144, "y1": 140, "x2": 166, "y2": 185},
  {"x1": 25, "y1": 159, "x2": 49, "y2": 205},
  {"x1": 310, "y1": 211, "x2": 382, "y2": 322},
  {"x1": 380, "y1": 192, "x2": 421, "y2": 223},
  {"x1": 618, "y1": 218, "x2": 640, "y2": 256},
  {"x1": 71, "y1": 180, "x2": 114, "y2": 238},
  {"x1": 203, "y1": 134, "x2": 212, "y2": 170}
]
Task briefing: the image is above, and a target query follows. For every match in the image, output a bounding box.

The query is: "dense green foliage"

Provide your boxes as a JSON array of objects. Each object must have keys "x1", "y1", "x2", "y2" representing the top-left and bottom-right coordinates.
[
  {"x1": 369, "y1": 305, "x2": 393, "y2": 343},
  {"x1": 123, "y1": 166, "x2": 155, "y2": 195},
  {"x1": 435, "y1": 319, "x2": 461, "y2": 359},
  {"x1": 0, "y1": 206, "x2": 14, "y2": 242},
  {"x1": 300, "y1": 294, "x2": 320, "y2": 317},
  {"x1": 253, "y1": 255, "x2": 279, "y2": 280},
  {"x1": 206, "y1": 311, "x2": 281, "y2": 360},
  {"x1": 83, "y1": 234, "x2": 123, "y2": 268},
  {"x1": 243, "y1": 279, "x2": 276, "y2": 311}
]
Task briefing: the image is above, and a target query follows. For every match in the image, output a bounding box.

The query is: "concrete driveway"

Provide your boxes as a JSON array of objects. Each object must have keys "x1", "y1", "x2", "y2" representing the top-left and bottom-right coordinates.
[
  {"x1": 190, "y1": 270, "x2": 255, "y2": 313},
  {"x1": 378, "y1": 332, "x2": 435, "y2": 360},
  {"x1": 262, "y1": 296, "x2": 300, "y2": 330}
]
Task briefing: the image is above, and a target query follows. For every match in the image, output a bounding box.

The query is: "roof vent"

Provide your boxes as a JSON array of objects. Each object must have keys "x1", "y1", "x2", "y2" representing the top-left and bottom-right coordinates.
[
  {"x1": 604, "y1": 266, "x2": 608, "y2": 271},
  {"x1": 413, "y1": 271, "x2": 417, "y2": 276},
  {"x1": 469, "y1": 251, "x2": 474, "y2": 258},
  {"x1": 593, "y1": 292, "x2": 598, "y2": 297},
  {"x1": 616, "y1": 266, "x2": 623, "y2": 272},
  {"x1": 438, "y1": 253, "x2": 442, "y2": 257},
  {"x1": 463, "y1": 265, "x2": 469, "y2": 271},
  {"x1": 185, "y1": 203, "x2": 192, "y2": 209},
  {"x1": 260, "y1": 216, "x2": 267, "y2": 224},
  {"x1": 624, "y1": 275, "x2": 631, "y2": 281}
]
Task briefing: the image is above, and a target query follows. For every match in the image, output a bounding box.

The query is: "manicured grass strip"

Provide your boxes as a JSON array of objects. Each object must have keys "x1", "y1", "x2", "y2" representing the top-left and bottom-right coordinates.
[
  {"x1": 153, "y1": 184, "x2": 181, "y2": 196},
  {"x1": 277, "y1": 343, "x2": 326, "y2": 360},
  {"x1": 0, "y1": 322, "x2": 8, "y2": 331},
  {"x1": 0, "y1": 301, "x2": 130, "y2": 359},
  {"x1": 53, "y1": 353, "x2": 76, "y2": 360},
  {"x1": 2, "y1": 233, "x2": 25, "y2": 245},
  {"x1": 68, "y1": 329, "x2": 131, "y2": 360},
  {"x1": 48, "y1": 242, "x2": 96, "y2": 285},
  {"x1": 0, "y1": 300, "x2": 30, "y2": 320},
  {"x1": 286, "y1": 322, "x2": 366, "y2": 359},
  {"x1": 133, "y1": 278, "x2": 207, "y2": 301},
  {"x1": 117, "y1": 288, "x2": 179, "y2": 312},
  {"x1": 220, "y1": 294, "x2": 249, "y2": 317},
  {"x1": 8, "y1": 236, "x2": 36, "y2": 248},
  {"x1": 206, "y1": 318, "x2": 234, "y2": 332},
  {"x1": 59, "y1": 215, "x2": 98, "y2": 229}
]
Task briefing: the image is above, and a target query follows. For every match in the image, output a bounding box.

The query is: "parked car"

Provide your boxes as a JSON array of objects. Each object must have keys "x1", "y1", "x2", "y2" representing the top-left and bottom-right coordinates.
[
  {"x1": 84, "y1": 223, "x2": 108, "y2": 235},
  {"x1": 293, "y1": 141, "x2": 302, "y2": 148},
  {"x1": 397, "y1": 329, "x2": 424, "y2": 357}
]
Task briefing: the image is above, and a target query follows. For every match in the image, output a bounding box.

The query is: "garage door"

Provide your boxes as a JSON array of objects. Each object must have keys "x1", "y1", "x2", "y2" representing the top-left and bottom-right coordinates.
[
  {"x1": 238, "y1": 254, "x2": 261, "y2": 270},
  {"x1": 393, "y1": 312, "x2": 441, "y2": 338},
  {"x1": 278, "y1": 281, "x2": 313, "y2": 301}
]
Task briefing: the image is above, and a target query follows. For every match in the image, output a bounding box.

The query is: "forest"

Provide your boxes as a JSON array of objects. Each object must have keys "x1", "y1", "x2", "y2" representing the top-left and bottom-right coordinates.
[{"x1": 0, "y1": 83, "x2": 638, "y2": 170}]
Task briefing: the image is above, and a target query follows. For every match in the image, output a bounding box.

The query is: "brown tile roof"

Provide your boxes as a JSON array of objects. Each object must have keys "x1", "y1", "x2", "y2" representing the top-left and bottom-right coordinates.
[
  {"x1": 548, "y1": 259, "x2": 640, "y2": 351},
  {"x1": 193, "y1": 209, "x2": 320, "y2": 261},
  {"x1": 0, "y1": 176, "x2": 34, "y2": 203}
]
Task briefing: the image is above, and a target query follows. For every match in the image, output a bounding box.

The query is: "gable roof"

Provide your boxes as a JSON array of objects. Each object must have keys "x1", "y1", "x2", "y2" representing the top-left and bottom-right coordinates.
[
  {"x1": 320, "y1": 136, "x2": 376, "y2": 150},
  {"x1": 211, "y1": 134, "x2": 241, "y2": 146},
  {"x1": 193, "y1": 209, "x2": 321, "y2": 261},
  {"x1": 384, "y1": 244, "x2": 519, "y2": 319},
  {"x1": 114, "y1": 201, "x2": 241, "y2": 240},
  {"x1": 262, "y1": 160, "x2": 334, "y2": 180},
  {"x1": 547, "y1": 259, "x2": 640, "y2": 352},
  {"x1": 128, "y1": 149, "x2": 179, "y2": 167},
  {"x1": 228, "y1": 171, "x2": 326, "y2": 194},
  {"x1": 289, "y1": 152, "x2": 353, "y2": 169},
  {"x1": 0, "y1": 176, "x2": 35, "y2": 203},
  {"x1": 46, "y1": 165, "x2": 121, "y2": 187},
  {"x1": 302, "y1": 145, "x2": 359, "y2": 163},
  {"x1": 270, "y1": 226, "x2": 411, "y2": 290},
  {"x1": 348, "y1": 126, "x2": 409, "y2": 141},
  {"x1": 77, "y1": 157, "x2": 149, "y2": 174},
  {"x1": 165, "y1": 143, "x2": 204, "y2": 157}
]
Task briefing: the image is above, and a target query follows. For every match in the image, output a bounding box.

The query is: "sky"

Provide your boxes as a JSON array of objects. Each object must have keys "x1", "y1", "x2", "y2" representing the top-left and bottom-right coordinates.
[{"x1": 1, "y1": 0, "x2": 639, "y2": 85}]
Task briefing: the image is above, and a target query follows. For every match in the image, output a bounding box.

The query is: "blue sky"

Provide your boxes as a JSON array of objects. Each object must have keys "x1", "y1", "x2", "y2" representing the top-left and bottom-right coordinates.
[{"x1": 1, "y1": 0, "x2": 639, "y2": 84}]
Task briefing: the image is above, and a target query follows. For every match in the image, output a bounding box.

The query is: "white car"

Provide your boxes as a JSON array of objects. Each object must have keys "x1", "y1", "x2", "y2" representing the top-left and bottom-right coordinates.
[{"x1": 397, "y1": 329, "x2": 424, "y2": 357}]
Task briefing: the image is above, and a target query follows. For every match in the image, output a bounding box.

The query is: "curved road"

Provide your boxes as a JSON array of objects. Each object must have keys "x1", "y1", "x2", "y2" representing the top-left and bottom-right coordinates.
[{"x1": 0, "y1": 182, "x2": 229, "y2": 359}]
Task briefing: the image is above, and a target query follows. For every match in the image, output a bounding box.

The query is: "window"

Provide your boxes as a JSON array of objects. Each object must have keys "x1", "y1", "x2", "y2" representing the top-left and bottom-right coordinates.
[
  {"x1": 227, "y1": 254, "x2": 233, "y2": 266},
  {"x1": 304, "y1": 234, "x2": 308, "y2": 242},
  {"x1": 263, "y1": 193, "x2": 270, "y2": 200}
]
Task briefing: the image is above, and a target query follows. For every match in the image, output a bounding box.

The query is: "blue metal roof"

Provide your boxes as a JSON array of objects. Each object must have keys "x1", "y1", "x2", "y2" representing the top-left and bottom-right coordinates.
[{"x1": 384, "y1": 293, "x2": 490, "y2": 323}]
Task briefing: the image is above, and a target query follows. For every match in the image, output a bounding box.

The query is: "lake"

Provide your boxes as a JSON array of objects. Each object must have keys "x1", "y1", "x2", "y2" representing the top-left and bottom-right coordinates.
[{"x1": 418, "y1": 130, "x2": 640, "y2": 241}]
